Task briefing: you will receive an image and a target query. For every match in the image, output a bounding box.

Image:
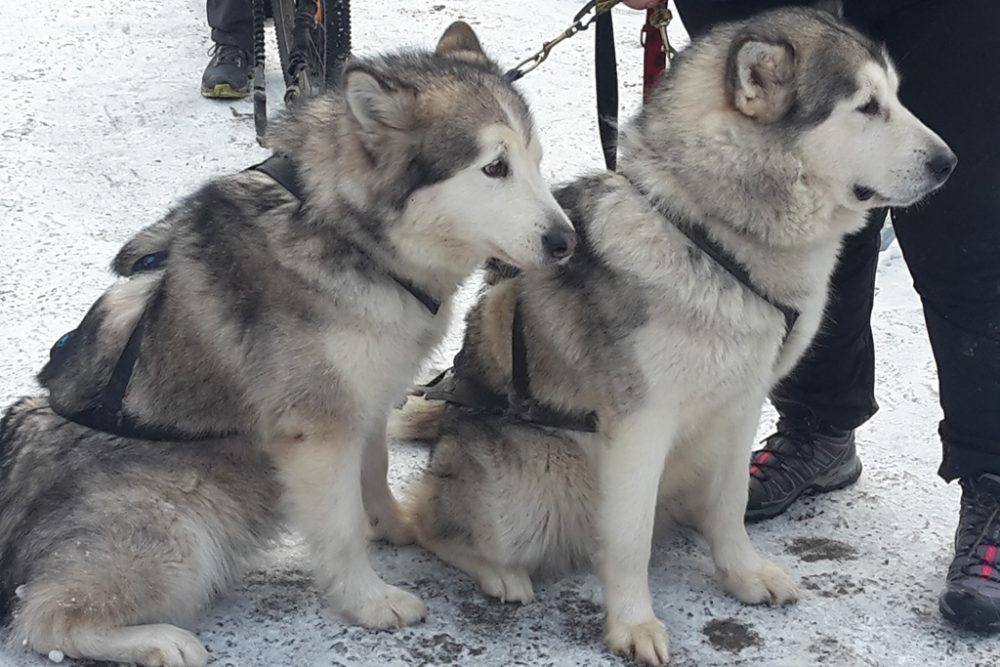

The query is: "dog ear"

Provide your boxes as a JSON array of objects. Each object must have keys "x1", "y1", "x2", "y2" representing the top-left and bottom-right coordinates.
[
  {"x1": 727, "y1": 36, "x2": 796, "y2": 124},
  {"x1": 813, "y1": 0, "x2": 844, "y2": 17},
  {"x1": 435, "y1": 21, "x2": 487, "y2": 62},
  {"x1": 344, "y1": 66, "x2": 416, "y2": 134}
]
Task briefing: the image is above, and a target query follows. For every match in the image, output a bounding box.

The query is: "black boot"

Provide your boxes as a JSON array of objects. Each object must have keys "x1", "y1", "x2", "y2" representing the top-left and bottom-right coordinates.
[
  {"x1": 940, "y1": 473, "x2": 1000, "y2": 633},
  {"x1": 746, "y1": 418, "x2": 862, "y2": 522},
  {"x1": 201, "y1": 44, "x2": 251, "y2": 99}
]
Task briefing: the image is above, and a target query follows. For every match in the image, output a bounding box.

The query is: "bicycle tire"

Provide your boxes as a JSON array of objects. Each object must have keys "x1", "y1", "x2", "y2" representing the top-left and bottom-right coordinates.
[
  {"x1": 324, "y1": 0, "x2": 351, "y2": 86},
  {"x1": 272, "y1": 0, "x2": 349, "y2": 106},
  {"x1": 272, "y1": 0, "x2": 297, "y2": 92}
]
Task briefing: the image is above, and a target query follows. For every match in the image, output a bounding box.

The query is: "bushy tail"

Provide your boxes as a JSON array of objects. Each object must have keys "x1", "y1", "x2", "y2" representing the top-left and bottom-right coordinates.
[
  {"x1": 0, "y1": 397, "x2": 52, "y2": 619},
  {"x1": 387, "y1": 395, "x2": 447, "y2": 443}
]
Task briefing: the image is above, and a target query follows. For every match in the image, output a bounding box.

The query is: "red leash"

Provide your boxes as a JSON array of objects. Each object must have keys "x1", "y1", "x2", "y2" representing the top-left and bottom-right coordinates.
[{"x1": 642, "y1": 8, "x2": 667, "y2": 100}]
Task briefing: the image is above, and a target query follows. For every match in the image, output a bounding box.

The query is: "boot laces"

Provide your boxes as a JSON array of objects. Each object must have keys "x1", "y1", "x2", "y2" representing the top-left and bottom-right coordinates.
[
  {"x1": 958, "y1": 477, "x2": 1000, "y2": 581},
  {"x1": 208, "y1": 44, "x2": 247, "y2": 66},
  {"x1": 749, "y1": 420, "x2": 818, "y2": 482}
]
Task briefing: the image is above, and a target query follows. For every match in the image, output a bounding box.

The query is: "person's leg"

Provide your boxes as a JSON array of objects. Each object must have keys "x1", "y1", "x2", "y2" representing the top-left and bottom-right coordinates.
[
  {"x1": 769, "y1": 217, "x2": 882, "y2": 432},
  {"x1": 202, "y1": 0, "x2": 253, "y2": 98},
  {"x1": 879, "y1": 0, "x2": 1000, "y2": 481},
  {"x1": 874, "y1": 0, "x2": 1000, "y2": 632},
  {"x1": 207, "y1": 0, "x2": 253, "y2": 55},
  {"x1": 744, "y1": 213, "x2": 881, "y2": 520},
  {"x1": 674, "y1": 0, "x2": 795, "y2": 38}
]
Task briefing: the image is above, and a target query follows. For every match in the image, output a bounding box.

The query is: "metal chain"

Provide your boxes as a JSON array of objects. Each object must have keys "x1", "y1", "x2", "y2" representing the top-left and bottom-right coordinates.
[{"x1": 504, "y1": 0, "x2": 623, "y2": 82}]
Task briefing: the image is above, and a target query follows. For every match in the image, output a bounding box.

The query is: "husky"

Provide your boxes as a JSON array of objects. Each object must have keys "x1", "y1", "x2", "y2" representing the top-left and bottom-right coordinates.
[
  {"x1": 0, "y1": 22, "x2": 576, "y2": 667},
  {"x1": 389, "y1": 6, "x2": 955, "y2": 665}
]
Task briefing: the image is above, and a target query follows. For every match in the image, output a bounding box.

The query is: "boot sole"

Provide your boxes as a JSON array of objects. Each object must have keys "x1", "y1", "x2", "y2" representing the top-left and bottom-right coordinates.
[
  {"x1": 940, "y1": 589, "x2": 1000, "y2": 633},
  {"x1": 201, "y1": 83, "x2": 251, "y2": 99},
  {"x1": 745, "y1": 456, "x2": 863, "y2": 523}
]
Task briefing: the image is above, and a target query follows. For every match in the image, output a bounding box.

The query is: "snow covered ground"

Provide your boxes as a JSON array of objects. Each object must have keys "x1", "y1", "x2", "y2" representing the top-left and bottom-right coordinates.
[{"x1": 0, "y1": 1, "x2": 996, "y2": 665}]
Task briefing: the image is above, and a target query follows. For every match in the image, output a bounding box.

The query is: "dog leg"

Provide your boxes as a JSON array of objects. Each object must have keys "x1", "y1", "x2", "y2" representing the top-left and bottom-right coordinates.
[
  {"x1": 13, "y1": 588, "x2": 207, "y2": 667},
  {"x1": 276, "y1": 434, "x2": 426, "y2": 628},
  {"x1": 598, "y1": 407, "x2": 675, "y2": 666},
  {"x1": 59, "y1": 625, "x2": 208, "y2": 667},
  {"x1": 693, "y1": 401, "x2": 799, "y2": 606},
  {"x1": 362, "y1": 422, "x2": 416, "y2": 545}
]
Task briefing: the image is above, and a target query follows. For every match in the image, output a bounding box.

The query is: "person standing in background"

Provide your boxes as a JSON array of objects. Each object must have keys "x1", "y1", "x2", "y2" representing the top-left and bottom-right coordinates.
[
  {"x1": 665, "y1": 0, "x2": 1000, "y2": 634},
  {"x1": 202, "y1": 0, "x2": 254, "y2": 98}
]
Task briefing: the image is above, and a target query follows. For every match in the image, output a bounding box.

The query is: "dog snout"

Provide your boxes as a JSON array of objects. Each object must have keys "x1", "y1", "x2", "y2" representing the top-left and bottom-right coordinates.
[
  {"x1": 542, "y1": 226, "x2": 577, "y2": 263},
  {"x1": 926, "y1": 149, "x2": 957, "y2": 183}
]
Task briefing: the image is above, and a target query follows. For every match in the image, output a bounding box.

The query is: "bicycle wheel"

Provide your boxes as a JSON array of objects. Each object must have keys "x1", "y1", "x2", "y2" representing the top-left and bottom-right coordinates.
[
  {"x1": 274, "y1": 0, "x2": 324, "y2": 106},
  {"x1": 323, "y1": 0, "x2": 351, "y2": 87}
]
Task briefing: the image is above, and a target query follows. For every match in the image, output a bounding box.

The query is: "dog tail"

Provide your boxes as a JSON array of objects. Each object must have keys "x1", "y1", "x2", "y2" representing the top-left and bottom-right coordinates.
[
  {"x1": 111, "y1": 217, "x2": 175, "y2": 276},
  {"x1": 0, "y1": 397, "x2": 50, "y2": 619},
  {"x1": 387, "y1": 395, "x2": 447, "y2": 443}
]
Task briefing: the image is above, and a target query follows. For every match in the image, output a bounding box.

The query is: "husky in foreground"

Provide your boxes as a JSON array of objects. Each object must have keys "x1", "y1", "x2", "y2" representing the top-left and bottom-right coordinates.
[
  {"x1": 0, "y1": 22, "x2": 576, "y2": 667},
  {"x1": 390, "y1": 7, "x2": 955, "y2": 665}
]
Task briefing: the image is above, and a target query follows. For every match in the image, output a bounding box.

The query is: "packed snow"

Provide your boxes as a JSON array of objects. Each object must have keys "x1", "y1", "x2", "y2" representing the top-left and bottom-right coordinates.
[{"x1": 0, "y1": 1, "x2": 996, "y2": 665}]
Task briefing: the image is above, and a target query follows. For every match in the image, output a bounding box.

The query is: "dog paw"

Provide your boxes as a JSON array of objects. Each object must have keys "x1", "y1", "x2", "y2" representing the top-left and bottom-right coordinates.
[
  {"x1": 341, "y1": 583, "x2": 427, "y2": 629},
  {"x1": 477, "y1": 565, "x2": 534, "y2": 604},
  {"x1": 369, "y1": 511, "x2": 416, "y2": 546},
  {"x1": 133, "y1": 625, "x2": 208, "y2": 667},
  {"x1": 605, "y1": 618, "x2": 670, "y2": 665},
  {"x1": 368, "y1": 498, "x2": 417, "y2": 547},
  {"x1": 723, "y1": 560, "x2": 800, "y2": 605}
]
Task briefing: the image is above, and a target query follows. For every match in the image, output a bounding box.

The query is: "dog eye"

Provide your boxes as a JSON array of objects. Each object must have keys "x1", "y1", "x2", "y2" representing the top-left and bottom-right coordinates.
[
  {"x1": 857, "y1": 97, "x2": 881, "y2": 116},
  {"x1": 482, "y1": 159, "x2": 509, "y2": 179}
]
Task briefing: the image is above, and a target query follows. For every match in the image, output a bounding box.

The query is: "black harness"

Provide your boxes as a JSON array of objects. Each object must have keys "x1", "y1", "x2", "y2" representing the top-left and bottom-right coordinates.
[
  {"x1": 623, "y1": 175, "x2": 800, "y2": 343},
  {"x1": 48, "y1": 154, "x2": 440, "y2": 441},
  {"x1": 415, "y1": 175, "x2": 800, "y2": 434},
  {"x1": 47, "y1": 251, "x2": 226, "y2": 441},
  {"x1": 250, "y1": 155, "x2": 442, "y2": 315},
  {"x1": 415, "y1": 298, "x2": 598, "y2": 434}
]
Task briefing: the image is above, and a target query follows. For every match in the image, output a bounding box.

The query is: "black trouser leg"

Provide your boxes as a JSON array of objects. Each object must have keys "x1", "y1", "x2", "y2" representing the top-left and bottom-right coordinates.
[
  {"x1": 674, "y1": 0, "x2": 1000, "y2": 477},
  {"x1": 874, "y1": 0, "x2": 1000, "y2": 480},
  {"x1": 673, "y1": 0, "x2": 793, "y2": 38},
  {"x1": 769, "y1": 215, "x2": 882, "y2": 431},
  {"x1": 207, "y1": 0, "x2": 253, "y2": 55}
]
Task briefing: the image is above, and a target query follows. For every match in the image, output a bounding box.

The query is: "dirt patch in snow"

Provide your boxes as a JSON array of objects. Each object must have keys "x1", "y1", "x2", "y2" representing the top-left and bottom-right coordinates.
[
  {"x1": 801, "y1": 573, "x2": 868, "y2": 598},
  {"x1": 701, "y1": 618, "x2": 762, "y2": 653},
  {"x1": 786, "y1": 537, "x2": 859, "y2": 562}
]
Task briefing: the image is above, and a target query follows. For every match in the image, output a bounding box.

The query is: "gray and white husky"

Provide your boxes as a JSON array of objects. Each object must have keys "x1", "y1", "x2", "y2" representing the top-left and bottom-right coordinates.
[
  {"x1": 390, "y1": 6, "x2": 955, "y2": 665},
  {"x1": 0, "y1": 22, "x2": 575, "y2": 667}
]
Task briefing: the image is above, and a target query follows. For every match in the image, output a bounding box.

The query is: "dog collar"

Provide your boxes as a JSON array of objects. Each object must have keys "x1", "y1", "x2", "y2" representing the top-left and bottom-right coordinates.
[
  {"x1": 623, "y1": 174, "x2": 799, "y2": 344},
  {"x1": 249, "y1": 155, "x2": 441, "y2": 316}
]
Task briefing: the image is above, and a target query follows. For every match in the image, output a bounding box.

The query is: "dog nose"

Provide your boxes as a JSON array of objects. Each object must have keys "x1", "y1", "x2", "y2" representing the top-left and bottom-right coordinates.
[
  {"x1": 926, "y1": 150, "x2": 957, "y2": 181},
  {"x1": 542, "y1": 227, "x2": 577, "y2": 262}
]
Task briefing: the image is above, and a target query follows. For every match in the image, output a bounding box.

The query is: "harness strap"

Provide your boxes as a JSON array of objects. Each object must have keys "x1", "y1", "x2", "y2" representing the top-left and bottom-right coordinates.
[
  {"x1": 249, "y1": 155, "x2": 441, "y2": 315},
  {"x1": 509, "y1": 300, "x2": 531, "y2": 402},
  {"x1": 410, "y1": 299, "x2": 598, "y2": 433},
  {"x1": 506, "y1": 298, "x2": 598, "y2": 432},
  {"x1": 53, "y1": 253, "x2": 234, "y2": 441},
  {"x1": 625, "y1": 176, "x2": 800, "y2": 342},
  {"x1": 594, "y1": 9, "x2": 618, "y2": 170},
  {"x1": 250, "y1": 154, "x2": 303, "y2": 195},
  {"x1": 419, "y1": 368, "x2": 504, "y2": 412}
]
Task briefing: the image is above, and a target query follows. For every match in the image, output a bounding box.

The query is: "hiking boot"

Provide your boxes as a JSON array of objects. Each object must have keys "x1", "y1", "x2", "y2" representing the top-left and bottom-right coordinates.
[
  {"x1": 746, "y1": 419, "x2": 862, "y2": 522},
  {"x1": 201, "y1": 45, "x2": 251, "y2": 99},
  {"x1": 939, "y1": 473, "x2": 1000, "y2": 633}
]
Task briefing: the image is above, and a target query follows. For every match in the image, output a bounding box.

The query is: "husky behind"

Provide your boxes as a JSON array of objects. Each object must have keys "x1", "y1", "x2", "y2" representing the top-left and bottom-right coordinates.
[
  {"x1": 0, "y1": 22, "x2": 576, "y2": 667},
  {"x1": 391, "y1": 7, "x2": 955, "y2": 665}
]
